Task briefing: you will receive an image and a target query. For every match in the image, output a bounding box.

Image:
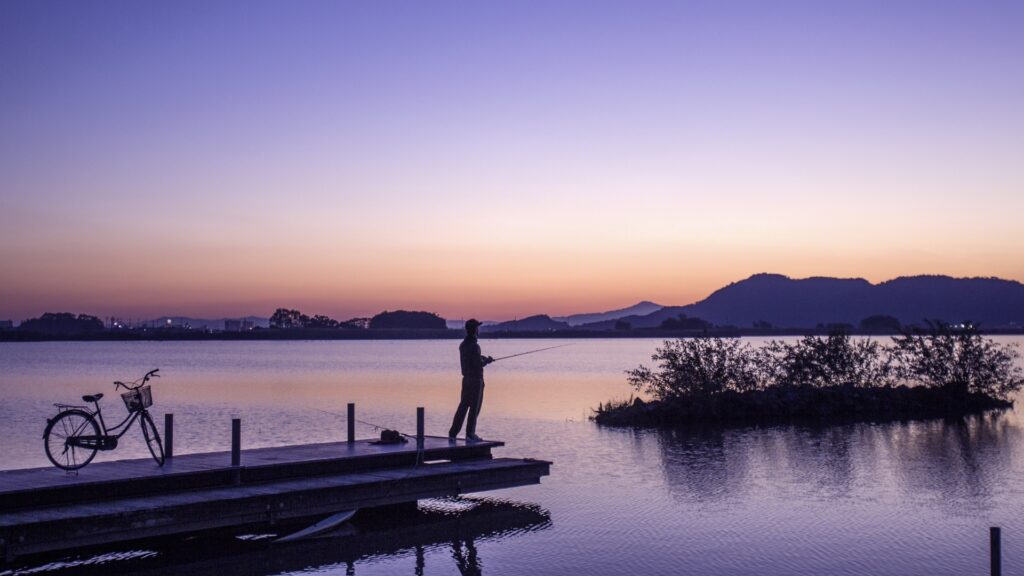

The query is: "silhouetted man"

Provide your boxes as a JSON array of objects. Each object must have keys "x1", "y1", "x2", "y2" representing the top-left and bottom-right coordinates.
[{"x1": 449, "y1": 319, "x2": 493, "y2": 442}]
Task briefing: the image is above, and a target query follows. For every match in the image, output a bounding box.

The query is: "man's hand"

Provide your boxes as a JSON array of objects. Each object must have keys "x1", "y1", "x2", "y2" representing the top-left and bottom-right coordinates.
[{"x1": 483, "y1": 356, "x2": 494, "y2": 365}]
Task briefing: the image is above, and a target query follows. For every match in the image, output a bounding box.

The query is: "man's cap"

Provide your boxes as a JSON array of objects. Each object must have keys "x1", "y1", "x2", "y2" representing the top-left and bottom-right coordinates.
[{"x1": 465, "y1": 318, "x2": 482, "y2": 329}]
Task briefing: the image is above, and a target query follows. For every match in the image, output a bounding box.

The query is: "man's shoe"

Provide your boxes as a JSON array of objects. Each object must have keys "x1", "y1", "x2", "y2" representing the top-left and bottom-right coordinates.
[
  {"x1": 467, "y1": 434, "x2": 482, "y2": 442},
  {"x1": 448, "y1": 435, "x2": 457, "y2": 443}
]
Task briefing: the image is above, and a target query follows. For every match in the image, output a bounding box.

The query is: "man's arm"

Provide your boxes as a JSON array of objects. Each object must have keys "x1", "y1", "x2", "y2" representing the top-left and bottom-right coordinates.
[{"x1": 476, "y1": 342, "x2": 494, "y2": 366}]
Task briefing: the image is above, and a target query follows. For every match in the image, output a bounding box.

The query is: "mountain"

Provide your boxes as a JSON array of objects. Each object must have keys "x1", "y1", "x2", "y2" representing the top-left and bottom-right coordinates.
[
  {"x1": 676, "y1": 273, "x2": 1024, "y2": 328},
  {"x1": 579, "y1": 306, "x2": 691, "y2": 330},
  {"x1": 446, "y1": 319, "x2": 498, "y2": 330},
  {"x1": 554, "y1": 301, "x2": 664, "y2": 326},
  {"x1": 482, "y1": 315, "x2": 572, "y2": 332}
]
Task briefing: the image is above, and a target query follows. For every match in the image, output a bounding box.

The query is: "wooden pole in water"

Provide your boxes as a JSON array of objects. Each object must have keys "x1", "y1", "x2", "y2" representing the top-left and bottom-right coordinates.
[
  {"x1": 231, "y1": 418, "x2": 241, "y2": 467},
  {"x1": 347, "y1": 403, "x2": 355, "y2": 444},
  {"x1": 164, "y1": 413, "x2": 174, "y2": 459},
  {"x1": 417, "y1": 407, "x2": 425, "y2": 447},
  {"x1": 991, "y1": 527, "x2": 1002, "y2": 576}
]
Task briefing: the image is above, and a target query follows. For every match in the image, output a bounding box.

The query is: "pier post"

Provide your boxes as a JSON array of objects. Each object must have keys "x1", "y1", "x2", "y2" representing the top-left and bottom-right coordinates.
[
  {"x1": 231, "y1": 418, "x2": 241, "y2": 467},
  {"x1": 164, "y1": 413, "x2": 174, "y2": 459},
  {"x1": 347, "y1": 403, "x2": 355, "y2": 444},
  {"x1": 991, "y1": 527, "x2": 1002, "y2": 576},
  {"x1": 417, "y1": 407, "x2": 425, "y2": 447}
]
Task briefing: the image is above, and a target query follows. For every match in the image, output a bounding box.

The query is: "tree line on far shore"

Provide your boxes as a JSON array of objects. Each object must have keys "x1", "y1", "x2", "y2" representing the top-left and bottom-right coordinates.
[
  {"x1": 269, "y1": 308, "x2": 446, "y2": 330},
  {"x1": 5, "y1": 309, "x2": 449, "y2": 336}
]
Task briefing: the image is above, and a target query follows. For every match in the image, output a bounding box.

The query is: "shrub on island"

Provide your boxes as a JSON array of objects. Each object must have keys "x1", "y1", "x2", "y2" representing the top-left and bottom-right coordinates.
[{"x1": 595, "y1": 324, "x2": 1024, "y2": 428}]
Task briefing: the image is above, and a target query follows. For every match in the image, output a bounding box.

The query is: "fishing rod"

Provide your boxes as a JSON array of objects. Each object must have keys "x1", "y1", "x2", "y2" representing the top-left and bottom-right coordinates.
[
  {"x1": 489, "y1": 343, "x2": 572, "y2": 363},
  {"x1": 308, "y1": 343, "x2": 572, "y2": 428}
]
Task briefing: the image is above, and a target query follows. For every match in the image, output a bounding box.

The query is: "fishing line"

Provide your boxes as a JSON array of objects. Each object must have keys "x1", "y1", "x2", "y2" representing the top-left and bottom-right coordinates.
[
  {"x1": 309, "y1": 407, "x2": 449, "y2": 440},
  {"x1": 309, "y1": 407, "x2": 402, "y2": 435},
  {"x1": 308, "y1": 344, "x2": 571, "y2": 437},
  {"x1": 489, "y1": 343, "x2": 572, "y2": 363}
]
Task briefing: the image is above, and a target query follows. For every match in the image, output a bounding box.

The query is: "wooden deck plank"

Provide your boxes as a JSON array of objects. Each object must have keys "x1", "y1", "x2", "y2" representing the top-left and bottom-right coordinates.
[
  {"x1": 0, "y1": 457, "x2": 551, "y2": 558},
  {"x1": 0, "y1": 459, "x2": 546, "y2": 526},
  {"x1": 0, "y1": 435, "x2": 545, "y2": 560},
  {"x1": 0, "y1": 461, "x2": 515, "y2": 525},
  {"x1": 0, "y1": 437, "x2": 503, "y2": 511}
]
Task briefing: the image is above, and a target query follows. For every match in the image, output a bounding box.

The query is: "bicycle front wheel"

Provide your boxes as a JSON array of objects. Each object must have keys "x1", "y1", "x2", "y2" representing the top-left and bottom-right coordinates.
[
  {"x1": 44, "y1": 409, "x2": 100, "y2": 470},
  {"x1": 140, "y1": 411, "x2": 165, "y2": 466}
]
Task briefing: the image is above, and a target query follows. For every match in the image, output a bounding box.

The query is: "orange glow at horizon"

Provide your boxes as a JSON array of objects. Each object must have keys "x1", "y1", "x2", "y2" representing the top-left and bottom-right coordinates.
[
  {"x1": 2, "y1": 2, "x2": 1023, "y2": 322},
  {"x1": 2, "y1": 220, "x2": 1022, "y2": 321}
]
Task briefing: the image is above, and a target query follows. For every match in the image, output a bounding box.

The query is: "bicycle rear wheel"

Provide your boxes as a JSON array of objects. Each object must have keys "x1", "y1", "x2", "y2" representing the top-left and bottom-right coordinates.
[
  {"x1": 140, "y1": 411, "x2": 165, "y2": 466},
  {"x1": 44, "y1": 410, "x2": 100, "y2": 470}
]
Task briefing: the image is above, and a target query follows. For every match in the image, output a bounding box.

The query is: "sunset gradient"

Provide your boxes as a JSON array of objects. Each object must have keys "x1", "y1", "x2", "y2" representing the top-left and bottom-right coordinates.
[{"x1": 2, "y1": 1, "x2": 1022, "y2": 321}]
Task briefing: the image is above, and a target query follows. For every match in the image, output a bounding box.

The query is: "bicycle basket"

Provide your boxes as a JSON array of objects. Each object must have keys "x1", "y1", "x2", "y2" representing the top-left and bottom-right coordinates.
[{"x1": 121, "y1": 385, "x2": 153, "y2": 412}]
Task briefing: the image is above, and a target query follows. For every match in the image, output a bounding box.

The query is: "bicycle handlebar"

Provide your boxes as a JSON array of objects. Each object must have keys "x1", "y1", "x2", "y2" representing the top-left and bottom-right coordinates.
[{"x1": 114, "y1": 368, "x2": 161, "y2": 390}]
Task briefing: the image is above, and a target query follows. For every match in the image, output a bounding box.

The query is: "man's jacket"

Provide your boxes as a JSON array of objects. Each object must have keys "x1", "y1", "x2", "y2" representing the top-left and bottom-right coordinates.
[{"x1": 460, "y1": 336, "x2": 485, "y2": 380}]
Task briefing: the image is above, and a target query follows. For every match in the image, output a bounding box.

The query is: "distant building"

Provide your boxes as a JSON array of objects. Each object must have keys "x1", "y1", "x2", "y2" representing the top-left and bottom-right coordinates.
[
  {"x1": 0, "y1": 320, "x2": 13, "y2": 331},
  {"x1": 161, "y1": 318, "x2": 193, "y2": 330},
  {"x1": 224, "y1": 319, "x2": 254, "y2": 332},
  {"x1": 344, "y1": 317, "x2": 371, "y2": 329}
]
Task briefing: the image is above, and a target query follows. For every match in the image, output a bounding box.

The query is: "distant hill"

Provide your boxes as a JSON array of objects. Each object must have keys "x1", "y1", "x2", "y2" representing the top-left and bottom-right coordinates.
[
  {"x1": 446, "y1": 319, "x2": 498, "y2": 330},
  {"x1": 369, "y1": 310, "x2": 447, "y2": 330},
  {"x1": 19, "y1": 312, "x2": 104, "y2": 335},
  {"x1": 554, "y1": 301, "x2": 664, "y2": 326},
  {"x1": 675, "y1": 273, "x2": 1024, "y2": 328},
  {"x1": 575, "y1": 274, "x2": 1024, "y2": 330},
  {"x1": 579, "y1": 306, "x2": 692, "y2": 330},
  {"x1": 482, "y1": 315, "x2": 571, "y2": 333}
]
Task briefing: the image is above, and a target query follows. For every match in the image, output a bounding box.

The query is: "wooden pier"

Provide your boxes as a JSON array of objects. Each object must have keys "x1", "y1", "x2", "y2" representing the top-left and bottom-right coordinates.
[{"x1": 0, "y1": 421, "x2": 550, "y2": 560}]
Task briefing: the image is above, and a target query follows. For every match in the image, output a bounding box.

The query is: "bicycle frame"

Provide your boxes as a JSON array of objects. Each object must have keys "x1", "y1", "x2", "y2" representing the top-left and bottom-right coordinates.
[
  {"x1": 59, "y1": 400, "x2": 148, "y2": 452},
  {"x1": 89, "y1": 401, "x2": 146, "y2": 440}
]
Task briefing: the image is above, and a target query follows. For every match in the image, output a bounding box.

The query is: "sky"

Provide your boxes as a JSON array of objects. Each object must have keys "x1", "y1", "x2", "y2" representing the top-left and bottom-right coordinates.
[{"x1": 1, "y1": 0, "x2": 1022, "y2": 322}]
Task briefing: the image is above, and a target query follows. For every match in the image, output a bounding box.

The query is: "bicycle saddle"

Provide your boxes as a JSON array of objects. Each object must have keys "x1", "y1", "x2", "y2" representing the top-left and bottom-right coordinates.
[{"x1": 82, "y1": 393, "x2": 104, "y2": 403}]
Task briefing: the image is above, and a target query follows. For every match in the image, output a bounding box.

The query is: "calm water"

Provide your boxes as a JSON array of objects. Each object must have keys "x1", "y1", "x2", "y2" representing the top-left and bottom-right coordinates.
[{"x1": 2, "y1": 338, "x2": 1024, "y2": 575}]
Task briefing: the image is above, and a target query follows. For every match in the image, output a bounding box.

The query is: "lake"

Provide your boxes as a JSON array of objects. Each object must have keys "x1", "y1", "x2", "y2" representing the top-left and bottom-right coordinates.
[{"x1": 1, "y1": 337, "x2": 1023, "y2": 575}]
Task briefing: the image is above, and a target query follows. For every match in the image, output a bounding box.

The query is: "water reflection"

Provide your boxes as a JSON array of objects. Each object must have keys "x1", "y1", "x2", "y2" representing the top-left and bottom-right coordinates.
[
  {"x1": 1, "y1": 497, "x2": 551, "y2": 576},
  {"x1": 655, "y1": 411, "x2": 1019, "y2": 510},
  {"x1": 4, "y1": 339, "x2": 1024, "y2": 575},
  {"x1": 886, "y1": 411, "x2": 1018, "y2": 512},
  {"x1": 450, "y1": 538, "x2": 481, "y2": 576},
  {"x1": 654, "y1": 427, "x2": 751, "y2": 503},
  {"x1": 769, "y1": 424, "x2": 856, "y2": 498}
]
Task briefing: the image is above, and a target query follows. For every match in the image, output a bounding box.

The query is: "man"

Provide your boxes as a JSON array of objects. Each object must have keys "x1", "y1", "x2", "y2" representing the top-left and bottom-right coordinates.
[{"x1": 449, "y1": 318, "x2": 493, "y2": 442}]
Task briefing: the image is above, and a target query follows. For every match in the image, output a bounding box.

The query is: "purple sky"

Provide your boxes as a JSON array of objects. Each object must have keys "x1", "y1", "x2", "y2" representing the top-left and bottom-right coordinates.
[{"x1": 1, "y1": 1, "x2": 1022, "y2": 321}]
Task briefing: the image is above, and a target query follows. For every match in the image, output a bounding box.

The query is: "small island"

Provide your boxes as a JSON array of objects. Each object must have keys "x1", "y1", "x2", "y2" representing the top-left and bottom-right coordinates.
[{"x1": 594, "y1": 324, "x2": 1024, "y2": 428}]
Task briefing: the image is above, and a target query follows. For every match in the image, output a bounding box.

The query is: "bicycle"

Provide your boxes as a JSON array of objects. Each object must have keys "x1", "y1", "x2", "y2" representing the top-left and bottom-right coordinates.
[{"x1": 43, "y1": 368, "x2": 165, "y2": 470}]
